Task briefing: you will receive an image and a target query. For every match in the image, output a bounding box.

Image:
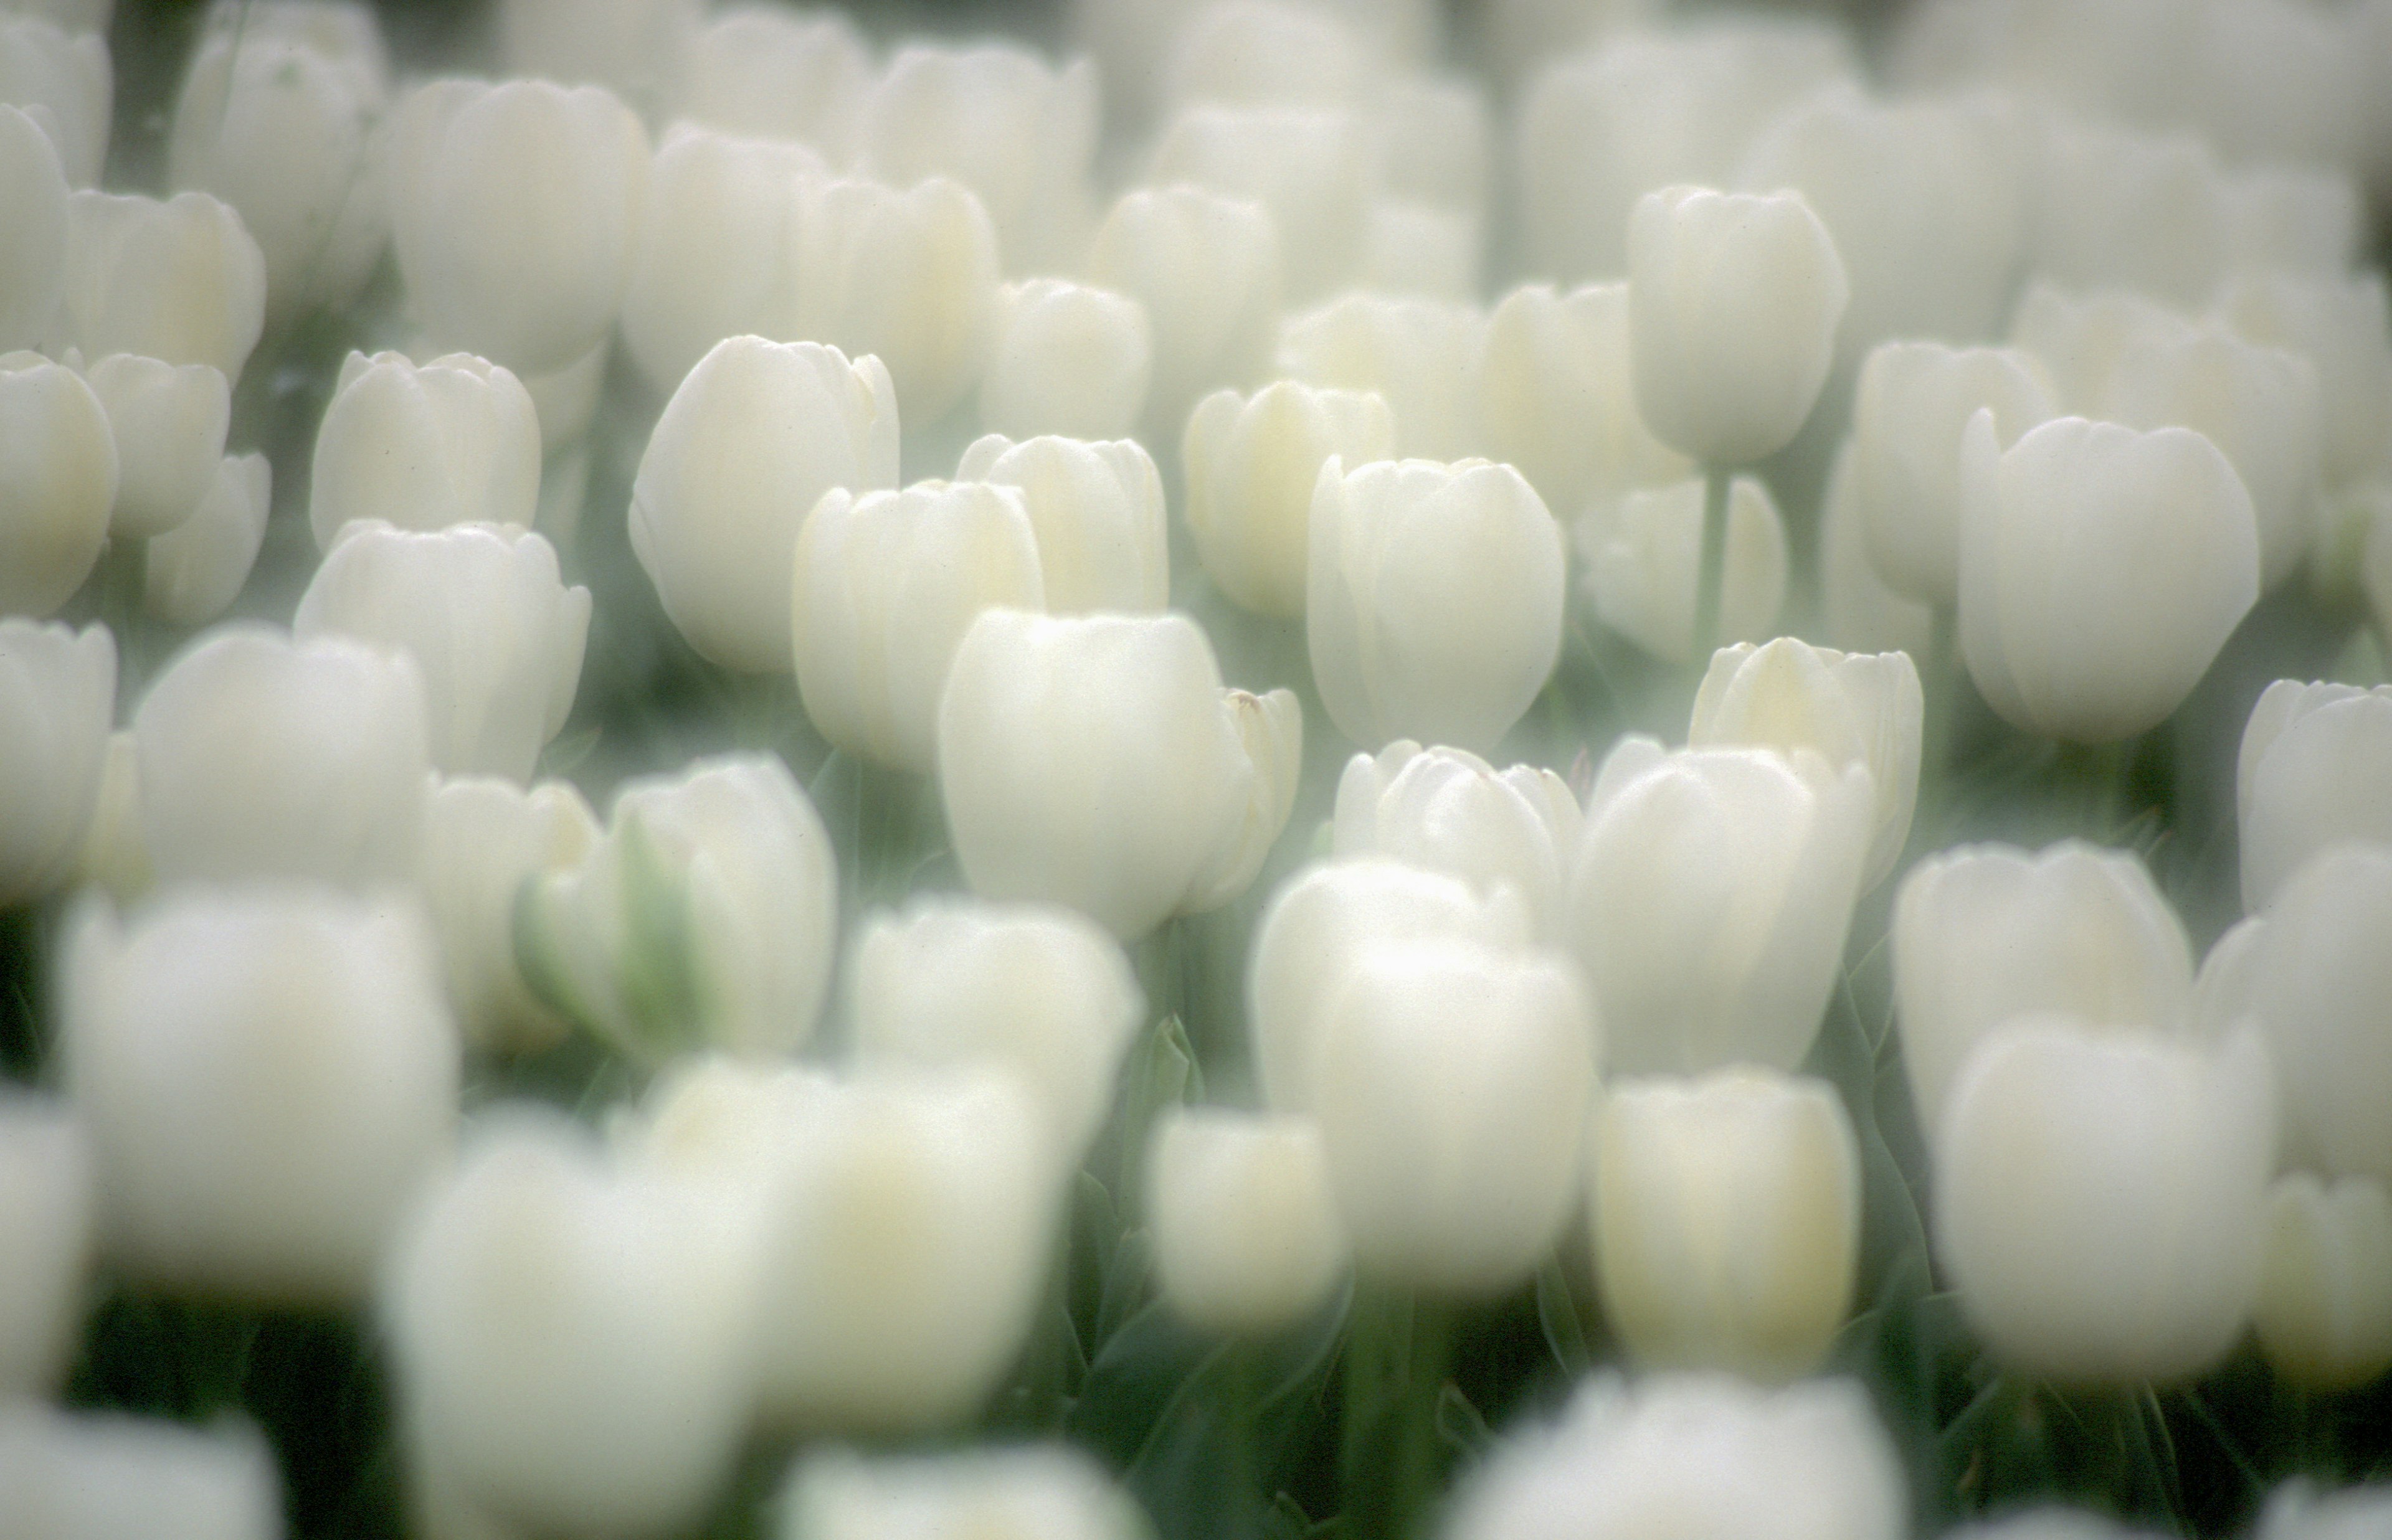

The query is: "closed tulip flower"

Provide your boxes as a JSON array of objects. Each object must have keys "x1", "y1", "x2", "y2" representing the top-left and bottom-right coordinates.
[
  {"x1": 0, "y1": 1092, "x2": 92, "y2": 1397},
  {"x1": 2254, "y1": 1173, "x2": 2392, "y2": 1392},
  {"x1": 60, "y1": 884, "x2": 458, "y2": 1303},
  {"x1": 69, "y1": 729, "x2": 145, "y2": 904},
  {"x1": 82, "y1": 353, "x2": 227, "y2": 539},
  {"x1": 792, "y1": 480, "x2": 1045, "y2": 775},
  {"x1": 781, "y1": 1445, "x2": 1152, "y2": 1540},
  {"x1": 1933, "y1": 1020, "x2": 2276, "y2": 1385},
  {"x1": 1160, "y1": 0, "x2": 1370, "y2": 112},
  {"x1": 1577, "y1": 472, "x2": 1788, "y2": 666},
  {"x1": 1475, "y1": 281, "x2": 1692, "y2": 522},
  {"x1": 955, "y1": 433, "x2": 1169, "y2": 615},
  {"x1": 1567, "y1": 740, "x2": 1874, "y2": 1075},
  {"x1": 0, "y1": 619, "x2": 112, "y2": 904},
  {"x1": 144, "y1": 451, "x2": 268, "y2": 625},
  {"x1": 1182, "y1": 380, "x2": 1394, "y2": 618},
  {"x1": 0, "y1": 1408, "x2": 282, "y2": 1540},
  {"x1": 1147, "y1": 1107, "x2": 1348, "y2": 1335},
  {"x1": 1628, "y1": 184, "x2": 1848, "y2": 465},
  {"x1": 979, "y1": 279, "x2": 1152, "y2": 442},
  {"x1": 1691, "y1": 638, "x2": 1923, "y2": 891},
  {"x1": 937, "y1": 609, "x2": 1301, "y2": 939},
  {"x1": 495, "y1": 0, "x2": 700, "y2": 111},
  {"x1": 309, "y1": 350, "x2": 541, "y2": 550},
  {"x1": 61, "y1": 191, "x2": 265, "y2": 382},
  {"x1": 1085, "y1": 184, "x2": 1280, "y2": 432},
  {"x1": 1818, "y1": 437, "x2": 1935, "y2": 658},
  {"x1": 1588, "y1": 1067, "x2": 1860, "y2": 1381},
  {"x1": 0, "y1": 16, "x2": 108, "y2": 187},
  {"x1": 420, "y1": 775, "x2": 599, "y2": 1055},
  {"x1": 2237, "y1": 681, "x2": 2392, "y2": 912},
  {"x1": 1146, "y1": 105, "x2": 1369, "y2": 301},
  {"x1": 1278, "y1": 293, "x2": 1486, "y2": 461},
  {"x1": 2213, "y1": 270, "x2": 2392, "y2": 497},
  {"x1": 677, "y1": 7, "x2": 869, "y2": 156},
  {"x1": 0, "y1": 351, "x2": 116, "y2": 617},
  {"x1": 630, "y1": 336, "x2": 899, "y2": 674},
  {"x1": 793, "y1": 175, "x2": 999, "y2": 424},
  {"x1": 2256, "y1": 1480, "x2": 2392, "y2": 1540},
  {"x1": 0, "y1": 105, "x2": 66, "y2": 352},
  {"x1": 1309, "y1": 456, "x2": 1565, "y2": 753},
  {"x1": 1958, "y1": 411, "x2": 2259, "y2": 741},
  {"x1": 1332, "y1": 742, "x2": 1580, "y2": 938}
]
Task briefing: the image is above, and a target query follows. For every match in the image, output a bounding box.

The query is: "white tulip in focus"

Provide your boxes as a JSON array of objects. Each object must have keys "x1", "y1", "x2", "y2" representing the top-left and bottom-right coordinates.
[
  {"x1": 1892, "y1": 840, "x2": 2195, "y2": 1141},
  {"x1": 309, "y1": 350, "x2": 541, "y2": 550},
  {"x1": 0, "y1": 351, "x2": 114, "y2": 616},
  {"x1": 0, "y1": 1092, "x2": 92, "y2": 1397},
  {"x1": 793, "y1": 174, "x2": 999, "y2": 423},
  {"x1": 133, "y1": 625, "x2": 429, "y2": 887},
  {"x1": 384, "y1": 1109, "x2": 758, "y2": 1540},
  {"x1": 1475, "y1": 281, "x2": 1693, "y2": 522},
  {"x1": 850, "y1": 895, "x2": 1142, "y2": 1163},
  {"x1": 937, "y1": 609, "x2": 1301, "y2": 940},
  {"x1": 2254, "y1": 1173, "x2": 2392, "y2": 1393},
  {"x1": 2237, "y1": 680, "x2": 2392, "y2": 913},
  {"x1": 420, "y1": 775, "x2": 599, "y2": 1055},
  {"x1": 81, "y1": 353, "x2": 227, "y2": 539},
  {"x1": 61, "y1": 191, "x2": 264, "y2": 382},
  {"x1": 1309, "y1": 456, "x2": 1564, "y2": 752},
  {"x1": 1848, "y1": 341, "x2": 2056, "y2": 606},
  {"x1": 1934, "y1": 1020, "x2": 2276, "y2": 1386},
  {"x1": 1147, "y1": 1107, "x2": 1348, "y2": 1335},
  {"x1": 295, "y1": 521, "x2": 589, "y2": 782},
  {"x1": 979, "y1": 279, "x2": 1152, "y2": 442},
  {"x1": 791, "y1": 480, "x2": 1045, "y2": 774},
  {"x1": 678, "y1": 7, "x2": 869, "y2": 158},
  {"x1": 780, "y1": 1445, "x2": 1152, "y2": 1540},
  {"x1": 0, "y1": 105, "x2": 67, "y2": 352},
  {"x1": 1145, "y1": 105, "x2": 1370, "y2": 301},
  {"x1": 0, "y1": 1407, "x2": 282, "y2": 1540},
  {"x1": 518, "y1": 753, "x2": 838, "y2": 1064},
  {"x1": 1310, "y1": 935, "x2": 1595, "y2": 1296},
  {"x1": 389, "y1": 78, "x2": 648, "y2": 375},
  {"x1": 1443, "y1": 1371, "x2": 1905, "y2": 1540},
  {"x1": 1818, "y1": 437, "x2": 1935, "y2": 658},
  {"x1": 1575, "y1": 473, "x2": 1788, "y2": 666},
  {"x1": 1277, "y1": 293, "x2": 1485, "y2": 461},
  {"x1": 1182, "y1": 380, "x2": 1394, "y2": 617},
  {"x1": 1627, "y1": 184, "x2": 1848, "y2": 465},
  {"x1": 1958, "y1": 411, "x2": 2259, "y2": 742},
  {"x1": 145, "y1": 451, "x2": 268, "y2": 625},
  {"x1": 61, "y1": 884, "x2": 458, "y2": 1303},
  {"x1": 1690, "y1": 638, "x2": 1923, "y2": 891},
  {"x1": 495, "y1": 0, "x2": 700, "y2": 112},
  {"x1": 1084, "y1": 184, "x2": 1280, "y2": 432},
  {"x1": 1588, "y1": 1068, "x2": 1859, "y2": 1382},
  {"x1": 0, "y1": 618, "x2": 112, "y2": 904},
  {"x1": 1332, "y1": 742, "x2": 1580, "y2": 938},
  {"x1": 956, "y1": 433, "x2": 1169, "y2": 614},
  {"x1": 1567, "y1": 740, "x2": 1874, "y2": 1075},
  {"x1": 630, "y1": 336, "x2": 898, "y2": 673},
  {"x1": 0, "y1": 15, "x2": 108, "y2": 186}
]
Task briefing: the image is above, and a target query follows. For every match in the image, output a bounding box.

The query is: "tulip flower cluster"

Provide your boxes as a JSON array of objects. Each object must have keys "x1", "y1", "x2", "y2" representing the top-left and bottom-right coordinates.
[{"x1": 4, "y1": 1, "x2": 2392, "y2": 1539}]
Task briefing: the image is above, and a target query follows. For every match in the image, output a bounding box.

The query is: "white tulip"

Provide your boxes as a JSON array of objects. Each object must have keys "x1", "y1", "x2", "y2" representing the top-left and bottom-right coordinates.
[
  {"x1": 937, "y1": 609, "x2": 1301, "y2": 939},
  {"x1": 979, "y1": 278, "x2": 1152, "y2": 442},
  {"x1": 1147, "y1": 1107, "x2": 1347, "y2": 1335},
  {"x1": 309, "y1": 350, "x2": 541, "y2": 550},
  {"x1": 1575, "y1": 472, "x2": 1788, "y2": 666},
  {"x1": 779, "y1": 1445, "x2": 1152, "y2": 1540},
  {"x1": 1145, "y1": 105, "x2": 1370, "y2": 301},
  {"x1": 1817, "y1": 437, "x2": 1935, "y2": 658},
  {"x1": 60, "y1": 883, "x2": 458, "y2": 1303},
  {"x1": 61, "y1": 191, "x2": 264, "y2": 382},
  {"x1": 1588, "y1": 1068, "x2": 1859, "y2": 1381},
  {"x1": 2256, "y1": 1480, "x2": 2392, "y2": 1540},
  {"x1": 2006, "y1": 280, "x2": 2193, "y2": 417},
  {"x1": 133, "y1": 625, "x2": 429, "y2": 887},
  {"x1": 1332, "y1": 741, "x2": 1580, "y2": 938},
  {"x1": 1356, "y1": 197, "x2": 1481, "y2": 302},
  {"x1": 1162, "y1": 0, "x2": 1370, "y2": 112},
  {"x1": 1370, "y1": 73, "x2": 1492, "y2": 215},
  {"x1": 1309, "y1": 456, "x2": 1564, "y2": 752},
  {"x1": 144, "y1": 451, "x2": 268, "y2": 625},
  {"x1": 678, "y1": 7, "x2": 870, "y2": 158},
  {"x1": 2029, "y1": 123, "x2": 2235, "y2": 309},
  {"x1": 1690, "y1": 638, "x2": 1923, "y2": 891},
  {"x1": 70, "y1": 729, "x2": 145, "y2": 904},
  {"x1": 0, "y1": 618, "x2": 111, "y2": 904},
  {"x1": 1958, "y1": 411, "x2": 2259, "y2": 742},
  {"x1": 792, "y1": 174, "x2": 1000, "y2": 423},
  {"x1": 630, "y1": 336, "x2": 898, "y2": 674},
  {"x1": 2214, "y1": 270, "x2": 2392, "y2": 496},
  {"x1": 955, "y1": 433, "x2": 1169, "y2": 615},
  {"x1": 0, "y1": 352, "x2": 114, "y2": 616},
  {"x1": 1277, "y1": 293, "x2": 1484, "y2": 461},
  {"x1": 2254, "y1": 1173, "x2": 2392, "y2": 1393},
  {"x1": 81, "y1": 352, "x2": 227, "y2": 539},
  {"x1": 495, "y1": 0, "x2": 699, "y2": 112},
  {"x1": 1933, "y1": 1021, "x2": 2275, "y2": 1386},
  {"x1": 0, "y1": 104, "x2": 67, "y2": 352},
  {"x1": 420, "y1": 775, "x2": 599, "y2": 1055},
  {"x1": 2237, "y1": 680, "x2": 2392, "y2": 913},
  {"x1": 0, "y1": 14, "x2": 108, "y2": 186},
  {"x1": 1182, "y1": 380, "x2": 1395, "y2": 618},
  {"x1": 2214, "y1": 161, "x2": 2360, "y2": 280},
  {"x1": 1567, "y1": 740, "x2": 1874, "y2": 1075},
  {"x1": 1084, "y1": 184, "x2": 1279, "y2": 431},
  {"x1": 850, "y1": 895, "x2": 1142, "y2": 1163},
  {"x1": 1943, "y1": 1514, "x2": 2175, "y2": 1540},
  {"x1": 0, "y1": 1092, "x2": 92, "y2": 1397},
  {"x1": 0, "y1": 1407, "x2": 282, "y2": 1540},
  {"x1": 1475, "y1": 281, "x2": 1692, "y2": 523},
  {"x1": 389, "y1": 77, "x2": 648, "y2": 374}
]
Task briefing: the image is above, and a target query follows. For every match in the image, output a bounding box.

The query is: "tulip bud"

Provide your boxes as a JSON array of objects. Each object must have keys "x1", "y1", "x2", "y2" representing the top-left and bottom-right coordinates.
[
  {"x1": 1933, "y1": 1021, "x2": 2276, "y2": 1386},
  {"x1": 0, "y1": 618, "x2": 112, "y2": 904},
  {"x1": 76, "y1": 353, "x2": 227, "y2": 540},
  {"x1": 937, "y1": 609, "x2": 1301, "y2": 939},
  {"x1": 1476, "y1": 281, "x2": 1693, "y2": 522},
  {"x1": 2006, "y1": 281, "x2": 2193, "y2": 417},
  {"x1": 520, "y1": 753, "x2": 838, "y2": 1064},
  {"x1": 0, "y1": 351, "x2": 115, "y2": 616},
  {"x1": 1308, "y1": 456, "x2": 1565, "y2": 752},
  {"x1": 1848, "y1": 341, "x2": 2056, "y2": 606},
  {"x1": 794, "y1": 175, "x2": 1000, "y2": 424},
  {"x1": 0, "y1": 105, "x2": 67, "y2": 352},
  {"x1": 1628, "y1": 184, "x2": 1848, "y2": 465},
  {"x1": 0, "y1": 1092, "x2": 92, "y2": 1397},
  {"x1": 309, "y1": 350, "x2": 541, "y2": 550},
  {"x1": 1085, "y1": 184, "x2": 1280, "y2": 432},
  {"x1": 1182, "y1": 380, "x2": 1394, "y2": 617},
  {"x1": 1147, "y1": 1107, "x2": 1348, "y2": 1335},
  {"x1": 384, "y1": 1109, "x2": 758, "y2": 1540},
  {"x1": 389, "y1": 78, "x2": 648, "y2": 375},
  {"x1": 792, "y1": 480, "x2": 1045, "y2": 774},
  {"x1": 780, "y1": 1445, "x2": 1152, "y2": 1540},
  {"x1": 143, "y1": 450, "x2": 268, "y2": 626},
  {"x1": 955, "y1": 433, "x2": 1169, "y2": 615},
  {"x1": 678, "y1": 7, "x2": 869, "y2": 156},
  {"x1": 1958, "y1": 411, "x2": 2259, "y2": 742},
  {"x1": 61, "y1": 884, "x2": 459, "y2": 1303},
  {"x1": 2213, "y1": 270, "x2": 2392, "y2": 498},
  {"x1": 1146, "y1": 105, "x2": 1370, "y2": 301},
  {"x1": 2236, "y1": 680, "x2": 2392, "y2": 913},
  {"x1": 421, "y1": 775, "x2": 599, "y2": 1055},
  {"x1": 1690, "y1": 638, "x2": 1924, "y2": 892},
  {"x1": 2254, "y1": 1173, "x2": 2392, "y2": 1393},
  {"x1": 850, "y1": 895, "x2": 1142, "y2": 1163},
  {"x1": 1310, "y1": 935, "x2": 1595, "y2": 1296},
  {"x1": 1818, "y1": 437, "x2": 1936, "y2": 658},
  {"x1": 0, "y1": 1407, "x2": 283, "y2": 1540},
  {"x1": 1278, "y1": 293, "x2": 1484, "y2": 461},
  {"x1": 295, "y1": 522, "x2": 589, "y2": 783},
  {"x1": 1567, "y1": 740, "x2": 1874, "y2": 1075},
  {"x1": 630, "y1": 336, "x2": 899, "y2": 674},
  {"x1": 979, "y1": 279, "x2": 1152, "y2": 442},
  {"x1": 1589, "y1": 1067, "x2": 1860, "y2": 1381},
  {"x1": 0, "y1": 15, "x2": 108, "y2": 186},
  {"x1": 1331, "y1": 742, "x2": 1580, "y2": 938},
  {"x1": 133, "y1": 626, "x2": 429, "y2": 888},
  {"x1": 62, "y1": 191, "x2": 264, "y2": 382},
  {"x1": 1577, "y1": 473, "x2": 1788, "y2": 666}
]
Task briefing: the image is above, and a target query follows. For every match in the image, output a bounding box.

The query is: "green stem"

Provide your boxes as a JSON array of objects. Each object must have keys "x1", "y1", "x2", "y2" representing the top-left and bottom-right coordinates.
[
  {"x1": 1692, "y1": 465, "x2": 1732, "y2": 664},
  {"x1": 1341, "y1": 1285, "x2": 1455, "y2": 1540}
]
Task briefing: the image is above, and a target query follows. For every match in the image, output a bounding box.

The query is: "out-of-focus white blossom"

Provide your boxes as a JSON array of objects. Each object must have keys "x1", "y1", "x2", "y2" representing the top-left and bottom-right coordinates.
[
  {"x1": 1576, "y1": 473, "x2": 1788, "y2": 666},
  {"x1": 144, "y1": 451, "x2": 267, "y2": 625},
  {"x1": 420, "y1": 775, "x2": 599, "y2": 1056},
  {"x1": 1357, "y1": 198, "x2": 1480, "y2": 301},
  {"x1": 2214, "y1": 270, "x2": 2392, "y2": 498},
  {"x1": 678, "y1": 7, "x2": 869, "y2": 158},
  {"x1": 0, "y1": 104, "x2": 66, "y2": 352},
  {"x1": 2256, "y1": 1478, "x2": 2392, "y2": 1540},
  {"x1": 1146, "y1": 105, "x2": 1369, "y2": 301},
  {"x1": 0, "y1": 1407, "x2": 283, "y2": 1540},
  {"x1": 1147, "y1": 1107, "x2": 1347, "y2": 1335},
  {"x1": 1084, "y1": 184, "x2": 1279, "y2": 434},
  {"x1": 954, "y1": 432, "x2": 1169, "y2": 615},
  {"x1": 1332, "y1": 741, "x2": 1580, "y2": 938},
  {"x1": 61, "y1": 191, "x2": 264, "y2": 382},
  {"x1": 1371, "y1": 73, "x2": 1491, "y2": 215},
  {"x1": 0, "y1": 618, "x2": 111, "y2": 904},
  {"x1": 0, "y1": 14, "x2": 108, "y2": 186},
  {"x1": 308, "y1": 350, "x2": 541, "y2": 550},
  {"x1": 979, "y1": 279, "x2": 1152, "y2": 442},
  {"x1": 1476, "y1": 281, "x2": 1692, "y2": 523},
  {"x1": 82, "y1": 352, "x2": 227, "y2": 540},
  {"x1": 0, "y1": 1092, "x2": 92, "y2": 1397},
  {"x1": 1277, "y1": 293, "x2": 1484, "y2": 461},
  {"x1": 1161, "y1": 0, "x2": 1370, "y2": 113},
  {"x1": 0, "y1": 354, "x2": 108, "y2": 618},
  {"x1": 69, "y1": 729, "x2": 145, "y2": 905},
  {"x1": 794, "y1": 174, "x2": 1000, "y2": 423},
  {"x1": 496, "y1": 0, "x2": 700, "y2": 113},
  {"x1": 2254, "y1": 1172, "x2": 2392, "y2": 1393},
  {"x1": 1817, "y1": 438, "x2": 1935, "y2": 658},
  {"x1": 2237, "y1": 680, "x2": 2392, "y2": 913},
  {"x1": 1182, "y1": 380, "x2": 1393, "y2": 618},
  {"x1": 2028, "y1": 122, "x2": 2235, "y2": 310},
  {"x1": 779, "y1": 1444, "x2": 1152, "y2": 1540}
]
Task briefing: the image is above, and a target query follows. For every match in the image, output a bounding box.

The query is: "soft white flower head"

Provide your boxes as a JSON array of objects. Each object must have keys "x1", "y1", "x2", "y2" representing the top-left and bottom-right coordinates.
[
  {"x1": 1085, "y1": 184, "x2": 1281, "y2": 434},
  {"x1": 1576, "y1": 473, "x2": 1788, "y2": 668},
  {"x1": 2254, "y1": 1172, "x2": 2392, "y2": 1393},
  {"x1": 62, "y1": 191, "x2": 264, "y2": 382},
  {"x1": 2214, "y1": 269, "x2": 2392, "y2": 499},
  {"x1": 2237, "y1": 680, "x2": 2392, "y2": 913},
  {"x1": 1145, "y1": 104, "x2": 1370, "y2": 301},
  {"x1": 0, "y1": 1406, "x2": 283, "y2": 1540},
  {"x1": 1278, "y1": 293, "x2": 1484, "y2": 461},
  {"x1": 69, "y1": 728, "x2": 145, "y2": 905},
  {"x1": 1147, "y1": 1107, "x2": 1348, "y2": 1335},
  {"x1": 779, "y1": 1444, "x2": 1153, "y2": 1540},
  {"x1": 81, "y1": 352, "x2": 227, "y2": 541},
  {"x1": 956, "y1": 432, "x2": 1169, "y2": 615},
  {"x1": 1332, "y1": 740, "x2": 1580, "y2": 938},
  {"x1": 1475, "y1": 281, "x2": 1692, "y2": 522},
  {"x1": 1360, "y1": 202, "x2": 1479, "y2": 303},
  {"x1": 1182, "y1": 379, "x2": 1395, "y2": 618},
  {"x1": 979, "y1": 278, "x2": 1152, "y2": 441},
  {"x1": 792, "y1": 173, "x2": 1000, "y2": 423},
  {"x1": 145, "y1": 451, "x2": 268, "y2": 626},
  {"x1": 1817, "y1": 437, "x2": 1935, "y2": 658},
  {"x1": 1370, "y1": 72, "x2": 1493, "y2": 214},
  {"x1": 0, "y1": 14, "x2": 110, "y2": 186},
  {"x1": 0, "y1": 618, "x2": 112, "y2": 904},
  {"x1": 0, "y1": 1092, "x2": 92, "y2": 1398},
  {"x1": 420, "y1": 775, "x2": 600, "y2": 1056},
  {"x1": 0, "y1": 104, "x2": 67, "y2": 352},
  {"x1": 309, "y1": 349, "x2": 541, "y2": 550},
  {"x1": 495, "y1": 0, "x2": 700, "y2": 113},
  {"x1": 2256, "y1": 1478, "x2": 2392, "y2": 1540},
  {"x1": 0, "y1": 351, "x2": 116, "y2": 616},
  {"x1": 677, "y1": 7, "x2": 870, "y2": 157},
  {"x1": 1162, "y1": 0, "x2": 1372, "y2": 113},
  {"x1": 2028, "y1": 122, "x2": 2237, "y2": 309}
]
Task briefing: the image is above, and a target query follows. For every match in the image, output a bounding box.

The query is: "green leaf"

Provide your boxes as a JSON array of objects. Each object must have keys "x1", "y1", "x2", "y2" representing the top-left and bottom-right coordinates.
[
  {"x1": 1533, "y1": 1254, "x2": 1592, "y2": 1379},
  {"x1": 1435, "y1": 1381, "x2": 1492, "y2": 1459}
]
